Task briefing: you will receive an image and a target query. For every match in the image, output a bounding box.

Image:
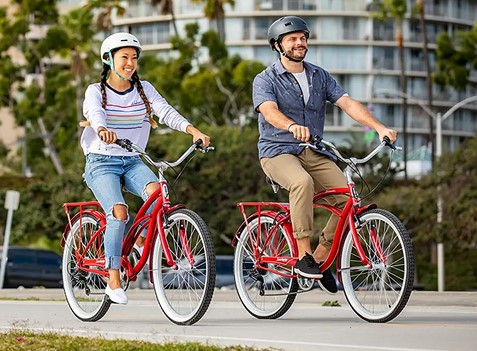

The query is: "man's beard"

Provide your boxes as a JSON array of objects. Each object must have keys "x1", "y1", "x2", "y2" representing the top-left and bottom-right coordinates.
[{"x1": 284, "y1": 47, "x2": 308, "y2": 61}]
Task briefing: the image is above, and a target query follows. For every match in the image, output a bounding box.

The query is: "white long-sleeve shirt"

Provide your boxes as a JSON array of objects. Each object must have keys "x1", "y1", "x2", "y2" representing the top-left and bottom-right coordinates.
[{"x1": 80, "y1": 80, "x2": 191, "y2": 156}]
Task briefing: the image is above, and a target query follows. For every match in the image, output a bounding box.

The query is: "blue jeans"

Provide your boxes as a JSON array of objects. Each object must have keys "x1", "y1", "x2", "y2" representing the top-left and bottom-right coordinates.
[{"x1": 84, "y1": 153, "x2": 158, "y2": 269}]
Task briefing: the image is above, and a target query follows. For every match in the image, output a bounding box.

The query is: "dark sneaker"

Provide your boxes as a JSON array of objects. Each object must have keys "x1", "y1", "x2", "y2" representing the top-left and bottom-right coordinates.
[
  {"x1": 317, "y1": 264, "x2": 338, "y2": 294},
  {"x1": 294, "y1": 253, "x2": 323, "y2": 279}
]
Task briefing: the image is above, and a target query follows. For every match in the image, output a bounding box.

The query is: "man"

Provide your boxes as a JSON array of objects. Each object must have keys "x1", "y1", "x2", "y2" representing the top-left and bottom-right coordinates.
[{"x1": 252, "y1": 16, "x2": 397, "y2": 294}]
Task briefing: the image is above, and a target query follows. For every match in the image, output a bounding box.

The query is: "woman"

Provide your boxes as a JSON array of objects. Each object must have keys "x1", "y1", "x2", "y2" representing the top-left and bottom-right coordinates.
[{"x1": 80, "y1": 32, "x2": 210, "y2": 304}]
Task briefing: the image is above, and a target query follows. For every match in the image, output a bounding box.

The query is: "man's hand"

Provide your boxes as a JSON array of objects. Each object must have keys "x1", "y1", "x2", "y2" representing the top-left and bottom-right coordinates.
[
  {"x1": 289, "y1": 123, "x2": 310, "y2": 142},
  {"x1": 377, "y1": 126, "x2": 397, "y2": 144}
]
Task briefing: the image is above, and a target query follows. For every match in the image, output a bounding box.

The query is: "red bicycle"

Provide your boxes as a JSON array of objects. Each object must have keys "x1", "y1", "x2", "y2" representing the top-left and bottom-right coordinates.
[
  {"x1": 232, "y1": 137, "x2": 414, "y2": 323},
  {"x1": 61, "y1": 139, "x2": 215, "y2": 325}
]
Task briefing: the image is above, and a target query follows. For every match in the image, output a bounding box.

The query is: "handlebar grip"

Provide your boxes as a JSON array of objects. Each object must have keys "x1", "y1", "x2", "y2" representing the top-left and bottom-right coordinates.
[
  {"x1": 311, "y1": 135, "x2": 322, "y2": 144},
  {"x1": 383, "y1": 136, "x2": 396, "y2": 150},
  {"x1": 194, "y1": 139, "x2": 203, "y2": 147},
  {"x1": 115, "y1": 138, "x2": 133, "y2": 151}
]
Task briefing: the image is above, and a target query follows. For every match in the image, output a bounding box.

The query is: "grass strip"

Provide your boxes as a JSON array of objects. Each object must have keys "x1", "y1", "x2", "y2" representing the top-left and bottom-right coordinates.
[{"x1": 0, "y1": 330, "x2": 278, "y2": 351}]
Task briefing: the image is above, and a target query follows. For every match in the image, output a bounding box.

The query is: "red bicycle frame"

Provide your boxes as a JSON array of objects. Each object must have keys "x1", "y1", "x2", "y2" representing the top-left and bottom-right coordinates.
[
  {"x1": 62, "y1": 177, "x2": 188, "y2": 283},
  {"x1": 234, "y1": 183, "x2": 381, "y2": 280}
]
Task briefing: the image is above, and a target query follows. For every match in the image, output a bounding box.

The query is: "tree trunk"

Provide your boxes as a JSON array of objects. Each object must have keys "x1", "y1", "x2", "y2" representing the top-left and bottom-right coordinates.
[
  {"x1": 418, "y1": 0, "x2": 434, "y2": 163},
  {"x1": 37, "y1": 118, "x2": 64, "y2": 175},
  {"x1": 397, "y1": 25, "x2": 408, "y2": 182}
]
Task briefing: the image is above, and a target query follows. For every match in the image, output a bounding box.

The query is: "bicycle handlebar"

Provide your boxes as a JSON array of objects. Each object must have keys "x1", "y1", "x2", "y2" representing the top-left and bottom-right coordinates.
[
  {"x1": 114, "y1": 138, "x2": 214, "y2": 171},
  {"x1": 300, "y1": 135, "x2": 401, "y2": 167}
]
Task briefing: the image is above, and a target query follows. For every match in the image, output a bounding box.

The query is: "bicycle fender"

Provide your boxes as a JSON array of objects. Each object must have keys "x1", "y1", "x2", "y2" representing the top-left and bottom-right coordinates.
[
  {"x1": 164, "y1": 204, "x2": 186, "y2": 215},
  {"x1": 61, "y1": 210, "x2": 106, "y2": 247},
  {"x1": 355, "y1": 203, "x2": 377, "y2": 215},
  {"x1": 232, "y1": 210, "x2": 291, "y2": 247}
]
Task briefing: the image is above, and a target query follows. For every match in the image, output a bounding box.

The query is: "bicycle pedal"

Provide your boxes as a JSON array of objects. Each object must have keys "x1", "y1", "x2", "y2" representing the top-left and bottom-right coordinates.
[{"x1": 297, "y1": 276, "x2": 315, "y2": 291}]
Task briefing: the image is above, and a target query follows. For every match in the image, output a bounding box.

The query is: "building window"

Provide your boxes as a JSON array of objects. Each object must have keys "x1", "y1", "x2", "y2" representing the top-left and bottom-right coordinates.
[
  {"x1": 409, "y1": 49, "x2": 424, "y2": 72},
  {"x1": 131, "y1": 23, "x2": 170, "y2": 45},
  {"x1": 343, "y1": 17, "x2": 360, "y2": 40},
  {"x1": 255, "y1": 18, "x2": 275, "y2": 40},
  {"x1": 256, "y1": 0, "x2": 283, "y2": 10},
  {"x1": 373, "y1": 20, "x2": 394, "y2": 41},
  {"x1": 373, "y1": 47, "x2": 395, "y2": 70},
  {"x1": 243, "y1": 18, "x2": 251, "y2": 40},
  {"x1": 321, "y1": 47, "x2": 367, "y2": 70}
]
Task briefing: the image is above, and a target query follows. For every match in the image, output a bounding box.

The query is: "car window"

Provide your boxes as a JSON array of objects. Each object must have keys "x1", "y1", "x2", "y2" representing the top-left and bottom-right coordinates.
[
  {"x1": 8, "y1": 251, "x2": 36, "y2": 264},
  {"x1": 37, "y1": 252, "x2": 62, "y2": 266},
  {"x1": 216, "y1": 257, "x2": 233, "y2": 274}
]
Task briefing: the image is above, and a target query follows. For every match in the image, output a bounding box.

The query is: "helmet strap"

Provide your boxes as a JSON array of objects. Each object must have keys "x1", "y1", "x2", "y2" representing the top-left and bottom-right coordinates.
[
  {"x1": 103, "y1": 51, "x2": 132, "y2": 81},
  {"x1": 277, "y1": 42, "x2": 305, "y2": 63}
]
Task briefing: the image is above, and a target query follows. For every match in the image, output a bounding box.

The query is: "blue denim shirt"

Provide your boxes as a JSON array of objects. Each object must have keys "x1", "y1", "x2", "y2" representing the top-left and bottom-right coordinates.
[{"x1": 253, "y1": 60, "x2": 346, "y2": 159}]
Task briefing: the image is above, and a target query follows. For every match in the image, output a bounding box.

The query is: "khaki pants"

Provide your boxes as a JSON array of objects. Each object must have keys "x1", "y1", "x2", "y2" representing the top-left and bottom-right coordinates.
[{"x1": 260, "y1": 148, "x2": 348, "y2": 249}]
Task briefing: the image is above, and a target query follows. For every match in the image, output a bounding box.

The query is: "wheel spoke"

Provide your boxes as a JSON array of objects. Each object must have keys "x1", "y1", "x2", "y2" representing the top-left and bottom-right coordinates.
[
  {"x1": 151, "y1": 209, "x2": 214, "y2": 325},
  {"x1": 234, "y1": 215, "x2": 298, "y2": 319},
  {"x1": 62, "y1": 214, "x2": 110, "y2": 322},
  {"x1": 340, "y1": 209, "x2": 414, "y2": 323}
]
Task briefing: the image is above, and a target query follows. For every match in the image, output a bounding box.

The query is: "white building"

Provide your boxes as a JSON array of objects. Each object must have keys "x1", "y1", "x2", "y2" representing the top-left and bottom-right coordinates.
[
  {"x1": 1, "y1": 0, "x2": 476, "y2": 178},
  {"x1": 110, "y1": 0, "x2": 477, "y2": 167}
]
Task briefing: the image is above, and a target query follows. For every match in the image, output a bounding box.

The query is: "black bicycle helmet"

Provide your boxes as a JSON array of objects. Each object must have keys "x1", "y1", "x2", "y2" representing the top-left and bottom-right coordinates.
[{"x1": 267, "y1": 16, "x2": 310, "y2": 51}]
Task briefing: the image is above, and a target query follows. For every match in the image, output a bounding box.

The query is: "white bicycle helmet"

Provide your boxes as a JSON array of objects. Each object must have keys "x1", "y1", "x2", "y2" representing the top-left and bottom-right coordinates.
[{"x1": 100, "y1": 32, "x2": 142, "y2": 65}]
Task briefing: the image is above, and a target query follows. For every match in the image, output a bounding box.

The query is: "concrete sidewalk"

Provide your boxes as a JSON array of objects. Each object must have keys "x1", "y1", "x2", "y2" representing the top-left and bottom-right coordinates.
[{"x1": 0, "y1": 288, "x2": 475, "y2": 307}]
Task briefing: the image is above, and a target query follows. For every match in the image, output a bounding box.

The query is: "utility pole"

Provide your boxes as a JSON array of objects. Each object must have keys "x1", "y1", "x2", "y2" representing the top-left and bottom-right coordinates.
[{"x1": 0, "y1": 191, "x2": 20, "y2": 289}]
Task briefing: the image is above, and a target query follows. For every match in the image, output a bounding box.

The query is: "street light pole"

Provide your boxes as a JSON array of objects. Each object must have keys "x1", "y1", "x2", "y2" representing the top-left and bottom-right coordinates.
[
  {"x1": 434, "y1": 96, "x2": 477, "y2": 292},
  {"x1": 435, "y1": 112, "x2": 444, "y2": 292}
]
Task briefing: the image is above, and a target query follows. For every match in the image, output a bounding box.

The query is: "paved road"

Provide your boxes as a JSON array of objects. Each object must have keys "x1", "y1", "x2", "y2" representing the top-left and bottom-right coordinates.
[{"x1": 0, "y1": 289, "x2": 476, "y2": 351}]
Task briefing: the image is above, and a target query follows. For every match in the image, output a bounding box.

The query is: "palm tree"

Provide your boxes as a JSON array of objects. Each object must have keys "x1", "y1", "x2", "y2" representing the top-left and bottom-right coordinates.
[
  {"x1": 372, "y1": 0, "x2": 409, "y2": 182},
  {"x1": 191, "y1": 0, "x2": 235, "y2": 41},
  {"x1": 83, "y1": 0, "x2": 126, "y2": 31},
  {"x1": 416, "y1": 0, "x2": 434, "y2": 163},
  {"x1": 149, "y1": 0, "x2": 179, "y2": 37}
]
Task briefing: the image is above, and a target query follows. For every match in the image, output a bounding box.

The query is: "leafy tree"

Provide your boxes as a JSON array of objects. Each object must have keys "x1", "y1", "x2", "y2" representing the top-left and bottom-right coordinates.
[
  {"x1": 434, "y1": 22, "x2": 477, "y2": 90},
  {"x1": 43, "y1": 7, "x2": 97, "y2": 141},
  {"x1": 374, "y1": 136, "x2": 477, "y2": 290},
  {"x1": 140, "y1": 23, "x2": 264, "y2": 127}
]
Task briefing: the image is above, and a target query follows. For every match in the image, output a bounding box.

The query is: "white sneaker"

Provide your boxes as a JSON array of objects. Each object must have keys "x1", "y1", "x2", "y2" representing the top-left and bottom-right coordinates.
[{"x1": 105, "y1": 285, "x2": 128, "y2": 304}]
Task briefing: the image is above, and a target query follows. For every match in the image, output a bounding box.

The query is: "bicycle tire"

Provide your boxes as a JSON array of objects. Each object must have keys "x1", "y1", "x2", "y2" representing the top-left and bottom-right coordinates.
[
  {"x1": 234, "y1": 214, "x2": 298, "y2": 319},
  {"x1": 340, "y1": 208, "x2": 414, "y2": 323},
  {"x1": 151, "y1": 208, "x2": 215, "y2": 325},
  {"x1": 62, "y1": 213, "x2": 111, "y2": 322}
]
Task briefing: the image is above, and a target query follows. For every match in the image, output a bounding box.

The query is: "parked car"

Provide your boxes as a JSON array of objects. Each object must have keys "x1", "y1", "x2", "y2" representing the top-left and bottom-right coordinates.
[
  {"x1": 0, "y1": 246, "x2": 63, "y2": 288},
  {"x1": 215, "y1": 255, "x2": 235, "y2": 288},
  {"x1": 132, "y1": 254, "x2": 235, "y2": 289}
]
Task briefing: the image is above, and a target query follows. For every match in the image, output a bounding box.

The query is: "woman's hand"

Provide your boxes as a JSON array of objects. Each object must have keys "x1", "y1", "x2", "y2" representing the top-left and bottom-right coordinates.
[
  {"x1": 98, "y1": 127, "x2": 118, "y2": 144},
  {"x1": 186, "y1": 125, "x2": 210, "y2": 147}
]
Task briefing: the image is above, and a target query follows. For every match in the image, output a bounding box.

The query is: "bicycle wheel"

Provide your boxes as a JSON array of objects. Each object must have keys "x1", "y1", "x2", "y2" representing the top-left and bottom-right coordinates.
[
  {"x1": 62, "y1": 213, "x2": 111, "y2": 322},
  {"x1": 340, "y1": 208, "x2": 414, "y2": 323},
  {"x1": 151, "y1": 208, "x2": 215, "y2": 325},
  {"x1": 234, "y1": 214, "x2": 298, "y2": 319}
]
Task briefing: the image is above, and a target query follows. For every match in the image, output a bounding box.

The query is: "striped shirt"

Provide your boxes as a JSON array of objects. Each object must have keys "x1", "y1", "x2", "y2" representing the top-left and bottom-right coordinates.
[{"x1": 80, "y1": 80, "x2": 190, "y2": 156}]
